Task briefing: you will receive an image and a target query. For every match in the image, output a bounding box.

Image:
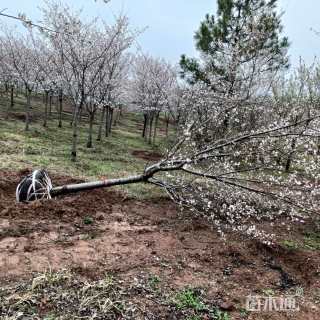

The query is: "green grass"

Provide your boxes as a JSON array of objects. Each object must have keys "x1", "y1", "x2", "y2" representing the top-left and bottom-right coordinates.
[
  {"x1": 282, "y1": 232, "x2": 320, "y2": 251},
  {"x1": 282, "y1": 240, "x2": 299, "y2": 250},
  {"x1": 171, "y1": 288, "x2": 230, "y2": 320},
  {"x1": 303, "y1": 232, "x2": 320, "y2": 250},
  {"x1": 0, "y1": 269, "x2": 230, "y2": 320},
  {"x1": 173, "y1": 288, "x2": 206, "y2": 311},
  {"x1": 0, "y1": 94, "x2": 172, "y2": 199}
]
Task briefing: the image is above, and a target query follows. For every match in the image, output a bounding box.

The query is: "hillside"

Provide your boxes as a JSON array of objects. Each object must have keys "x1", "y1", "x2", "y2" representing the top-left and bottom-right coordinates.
[{"x1": 1, "y1": 96, "x2": 320, "y2": 319}]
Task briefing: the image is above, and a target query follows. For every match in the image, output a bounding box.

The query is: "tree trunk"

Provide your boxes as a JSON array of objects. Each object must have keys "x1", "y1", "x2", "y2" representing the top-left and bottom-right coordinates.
[
  {"x1": 50, "y1": 161, "x2": 170, "y2": 198},
  {"x1": 25, "y1": 90, "x2": 32, "y2": 131},
  {"x1": 58, "y1": 90, "x2": 63, "y2": 128},
  {"x1": 105, "y1": 106, "x2": 110, "y2": 137},
  {"x1": 49, "y1": 93, "x2": 53, "y2": 117},
  {"x1": 51, "y1": 173, "x2": 147, "y2": 197},
  {"x1": 142, "y1": 113, "x2": 148, "y2": 138},
  {"x1": 97, "y1": 106, "x2": 106, "y2": 141},
  {"x1": 71, "y1": 104, "x2": 81, "y2": 162},
  {"x1": 43, "y1": 91, "x2": 49, "y2": 127},
  {"x1": 10, "y1": 85, "x2": 14, "y2": 107},
  {"x1": 109, "y1": 108, "x2": 113, "y2": 134},
  {"x1": 87, "y1": 113, "x2": 95, "y2": 148}
]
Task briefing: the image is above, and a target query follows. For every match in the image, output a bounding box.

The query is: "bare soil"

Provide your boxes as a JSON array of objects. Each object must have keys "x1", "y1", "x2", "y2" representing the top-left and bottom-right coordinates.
[
  {"x1": 1, "y1": 169, "x2": 320, "y2": 319},
  {"x1": 131, "y1": 149, "x2": 163, "y2": 161}
]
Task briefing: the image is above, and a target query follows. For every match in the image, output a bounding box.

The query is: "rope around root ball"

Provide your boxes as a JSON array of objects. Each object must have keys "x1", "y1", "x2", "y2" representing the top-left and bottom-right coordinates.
[{"x1": 16, "y1": 169, "x2": 53, "y2": 202}]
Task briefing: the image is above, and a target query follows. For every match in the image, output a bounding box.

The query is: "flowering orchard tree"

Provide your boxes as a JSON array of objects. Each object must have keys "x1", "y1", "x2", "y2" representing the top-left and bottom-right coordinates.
[
  {"x1": 0, "y1": 43, "x2": 18, "y2": 119},
  {"x1": 0, "y1": 31, "x2": 42, "y2": 130},
  {"x1": 95, "y1": 52, "x2": 132, "y2": 142},
  {"x1": 39, "y1": 1, "x2": 136, "y2": 161},
  {"x1": 129, "y1": 54, "x2": 178, "y2": 144}
]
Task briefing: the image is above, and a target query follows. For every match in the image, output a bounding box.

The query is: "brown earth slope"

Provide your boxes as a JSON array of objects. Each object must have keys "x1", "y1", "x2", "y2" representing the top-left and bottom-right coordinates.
[{"x1": 0, "y1": 169, "x2": 319, "y2": 319}]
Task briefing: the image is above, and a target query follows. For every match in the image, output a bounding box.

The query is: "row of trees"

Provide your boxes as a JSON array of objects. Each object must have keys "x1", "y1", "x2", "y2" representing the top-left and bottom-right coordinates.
[
  {"x1": 1, "y1": 0, "x2": 320, "y2": 238},
  {"x1": 0, "y1": 1, "x2": 181, "y2": 161}
]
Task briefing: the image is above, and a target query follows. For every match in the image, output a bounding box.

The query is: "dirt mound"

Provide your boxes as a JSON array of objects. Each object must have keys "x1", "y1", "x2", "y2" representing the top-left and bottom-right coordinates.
[
  {"x1": 0, "y1": 169, "x2": 319, "y2": 319},
  {"x1": 131, "y1": 150, "x2": 162, "y2": 161}
]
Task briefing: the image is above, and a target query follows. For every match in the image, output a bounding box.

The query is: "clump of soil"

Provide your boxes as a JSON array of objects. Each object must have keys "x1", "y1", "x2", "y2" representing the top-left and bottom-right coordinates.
[{"x1": 0, "y1": 169, "x2": 319, "y2": 319}]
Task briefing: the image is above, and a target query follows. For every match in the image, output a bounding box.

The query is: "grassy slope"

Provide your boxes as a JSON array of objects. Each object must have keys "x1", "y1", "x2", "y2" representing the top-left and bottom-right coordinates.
[{"x1": 0, "y1": 93, "x2": 169, "y2": 199}]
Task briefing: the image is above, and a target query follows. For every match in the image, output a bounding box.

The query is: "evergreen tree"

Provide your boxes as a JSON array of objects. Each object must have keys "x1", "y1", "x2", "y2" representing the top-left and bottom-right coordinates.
[{"x1": 180, "y1": 0, "x2": 289, "y2": 96}]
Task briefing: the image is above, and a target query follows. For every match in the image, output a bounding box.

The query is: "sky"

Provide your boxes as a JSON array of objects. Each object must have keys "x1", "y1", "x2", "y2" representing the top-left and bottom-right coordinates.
[{"x1": 0, "y1": 0, "x2": 319, "y2": 68}]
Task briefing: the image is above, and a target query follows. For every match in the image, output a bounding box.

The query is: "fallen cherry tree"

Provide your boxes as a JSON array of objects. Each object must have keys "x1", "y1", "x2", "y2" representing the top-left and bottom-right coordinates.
[{"x1": 16, "y1": 93, "x2": 320, "y2": 240}]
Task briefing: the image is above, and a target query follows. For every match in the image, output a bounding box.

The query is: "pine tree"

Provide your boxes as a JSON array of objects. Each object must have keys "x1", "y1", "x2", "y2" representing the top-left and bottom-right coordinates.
[{"x1": 180, "y1": 0, "x2": 289, "y2": 95}]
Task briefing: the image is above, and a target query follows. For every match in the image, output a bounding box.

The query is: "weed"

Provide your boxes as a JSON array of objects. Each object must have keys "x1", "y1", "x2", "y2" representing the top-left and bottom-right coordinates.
[
  {"x1": 303, "y1": 232, "x2": 320, "y2": 250},
  {"x1": 83, "y1": 216, "x2": 94, "y2": 225},
  {"x1": 148, "y1": 274, "x2": 161, "y2": 290},
  {"x1": 211, "y1": 309, "x2": 231, "y2": 320},
  {"x1": 173, "y1": 288, "x2": 205, "y2": 311},
  {"x1": 282, "y1": 240, "x2": 299, "y2": 250},
  {"x1": 239, "y1": 307, "x2": 249, "y2": 318}
]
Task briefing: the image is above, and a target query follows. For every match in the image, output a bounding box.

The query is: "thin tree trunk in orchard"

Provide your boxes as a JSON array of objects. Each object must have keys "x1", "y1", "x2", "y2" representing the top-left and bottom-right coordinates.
[
  {"x1": 10, "y1": 85, "x2": 14, "y2": 108},
  {"x1": 87, "y1": 113, "x2": 95, "y2": 148},
  {"x1": 142, "y1": 113, "x2": 148, "y2": 138},
  {"x1": 43, "y1": 91, "x2": 49, "y2": 127},
  {"x1": 71, "y1": 104, "x2": 81, "y2": 162},
  {"x1": 97, "y1": 106, "x2": 106, "y2": 141},
  {"x1": 58, "y1": 90, "x2": 63, "y2": 128},
  {"x1": 49, "y1": 93, "x2": 52, "y2": 117},
  {"x1": 144, "y1": 113, "x2": 150, "y2": 142},
  {"x1": 25, "y1": 90, "x2": 32, "y2": 131},
  {"x1": 108, "y1": 108, "x2": 113, "y2": 134},
  {"x1": 105, "y1": 106, "x2": 110, "y2": 137}
]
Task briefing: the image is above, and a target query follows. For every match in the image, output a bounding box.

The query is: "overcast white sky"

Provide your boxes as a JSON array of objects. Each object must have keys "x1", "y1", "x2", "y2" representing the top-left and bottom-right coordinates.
[{"x1": 0, "y1": 0, "x2": 318, "y2": 68}]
